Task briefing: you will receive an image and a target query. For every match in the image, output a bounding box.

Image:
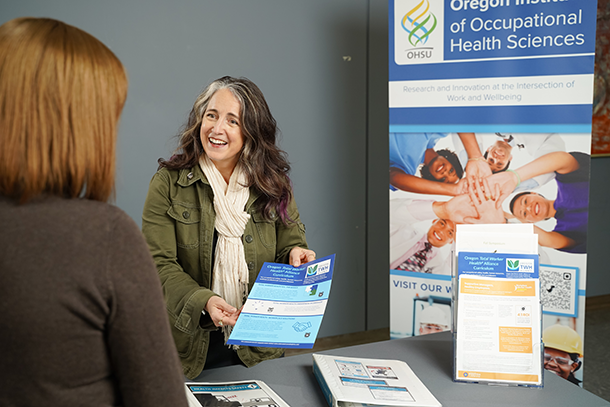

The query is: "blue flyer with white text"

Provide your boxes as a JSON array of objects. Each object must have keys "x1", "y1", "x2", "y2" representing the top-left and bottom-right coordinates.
[
  {"x1": 227, "y1": 254, "x2": 335, "y2": 348},
  {"x1": 458, "y1": 251, "x2": 539, "y2": 279}
]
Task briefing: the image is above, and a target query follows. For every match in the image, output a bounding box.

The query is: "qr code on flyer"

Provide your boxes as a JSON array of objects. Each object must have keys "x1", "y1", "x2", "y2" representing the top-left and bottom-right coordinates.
[{"x1": 539, "y1": 264, "x2": 579, "y2": 317}]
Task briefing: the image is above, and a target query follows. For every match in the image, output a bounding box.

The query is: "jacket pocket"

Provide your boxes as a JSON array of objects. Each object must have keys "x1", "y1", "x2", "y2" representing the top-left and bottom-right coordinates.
[
  {"x1": 167, "y1": 203, "x2": 201, "y2": 249},
  {"x1": 251, "y1": 212, "x2": 276, "y2": 249},
  {"x1": 167, "y1": 309, "x2": 194, "y2": 358}
]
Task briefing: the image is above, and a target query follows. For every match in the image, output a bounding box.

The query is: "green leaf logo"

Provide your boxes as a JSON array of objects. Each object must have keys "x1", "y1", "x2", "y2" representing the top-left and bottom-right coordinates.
[
  {"x1": 507, "y1": 259, "x2": 520, "y2": 271},
  {"x1": 307, "y1": 264, "x2": 318, "y2": 276}
]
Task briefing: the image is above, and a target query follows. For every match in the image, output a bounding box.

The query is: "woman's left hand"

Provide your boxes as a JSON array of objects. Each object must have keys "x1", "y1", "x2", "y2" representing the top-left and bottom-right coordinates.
[{"x1": 289, "y1": 247, "x2": 316, "y2": 267}]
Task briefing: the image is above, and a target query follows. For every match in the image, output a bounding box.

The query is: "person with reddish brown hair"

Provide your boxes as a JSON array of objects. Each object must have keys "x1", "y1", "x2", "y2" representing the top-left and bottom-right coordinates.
[{"x1": 0, "y1": 17, "x2": 187, "y2": 407}]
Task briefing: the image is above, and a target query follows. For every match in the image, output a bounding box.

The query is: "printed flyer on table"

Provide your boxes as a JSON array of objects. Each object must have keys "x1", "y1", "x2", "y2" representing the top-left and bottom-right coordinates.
[{"x1": 455, "y1": 274, "x2": 543, "y2": 386}]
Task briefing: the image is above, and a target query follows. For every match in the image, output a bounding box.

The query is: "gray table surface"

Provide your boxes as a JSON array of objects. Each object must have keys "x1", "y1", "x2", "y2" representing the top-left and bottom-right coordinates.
[{"x1": 193, "y1": 331, "x2": 610, "y2": 406}]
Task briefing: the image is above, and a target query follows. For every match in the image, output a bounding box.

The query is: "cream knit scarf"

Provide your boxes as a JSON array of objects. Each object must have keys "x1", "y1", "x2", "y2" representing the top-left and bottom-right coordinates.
[{"x1": 199, "y1": 155, "x2": 250, "y2": 342}]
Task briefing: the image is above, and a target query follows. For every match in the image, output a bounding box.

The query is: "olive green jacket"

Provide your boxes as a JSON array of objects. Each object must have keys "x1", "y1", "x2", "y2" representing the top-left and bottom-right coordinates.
[{"x1": 142, "y1": 165, "x2": 308, "y2": 379}]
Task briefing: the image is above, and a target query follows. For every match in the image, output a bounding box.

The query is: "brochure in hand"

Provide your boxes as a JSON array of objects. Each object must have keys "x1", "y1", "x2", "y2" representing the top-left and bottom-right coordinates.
[
  {"x1": 313, "y1": 354, "x2": 441, "y2": 407},
  {"x1": 228, "y1": 254, "x2": 336, "y2": 349},
  {"x1": 184, "y1": 380, "x2": 290, "y2": 407}
]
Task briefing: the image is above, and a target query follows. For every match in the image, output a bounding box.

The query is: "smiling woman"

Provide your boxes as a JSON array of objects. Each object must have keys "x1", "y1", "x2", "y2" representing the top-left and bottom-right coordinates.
[
  {"x1": 142, "y1": 76, "x2": 316, "y2": 379},
  {"x1": 388, "y1": 132, "x2": 490, "y2": 197},
  {"x1": 510, "y1": 192, "x2": 554, "y2": 223},
  {"x1": 499, "y1": 151, "x2": 590, "y2": 253},
  {"x1": 200, "y1": 88, "x2": 244, "y2": 182},
  {"x1": 419, "y1": 148, "x2": 462, "y2": 183}
]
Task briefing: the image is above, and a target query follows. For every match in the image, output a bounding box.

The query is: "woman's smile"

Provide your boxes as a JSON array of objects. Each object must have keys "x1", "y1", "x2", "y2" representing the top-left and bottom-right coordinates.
[{"x1": 200, "y1": 88, "x2": 245, "y2": 180}]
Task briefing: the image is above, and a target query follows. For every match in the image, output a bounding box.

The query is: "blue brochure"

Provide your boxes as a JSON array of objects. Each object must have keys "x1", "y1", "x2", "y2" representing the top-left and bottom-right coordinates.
[
  {"x1": 227, "y1": 254, "x2": 335, "y2": 349},
  {"x1": 458, "y1": 252, "x2": 539, "y2": 279}
]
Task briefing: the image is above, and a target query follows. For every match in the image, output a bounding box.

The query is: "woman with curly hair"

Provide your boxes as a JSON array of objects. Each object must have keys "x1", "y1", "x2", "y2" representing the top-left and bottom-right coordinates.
[{"x1": 142, "y1": 76, "x2": 315, "y2": 378}]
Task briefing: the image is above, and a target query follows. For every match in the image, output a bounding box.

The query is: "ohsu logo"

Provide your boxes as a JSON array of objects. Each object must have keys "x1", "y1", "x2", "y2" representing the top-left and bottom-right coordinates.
[{"x1": 401, "y1": 0, "x2": 437, "y2": 54}]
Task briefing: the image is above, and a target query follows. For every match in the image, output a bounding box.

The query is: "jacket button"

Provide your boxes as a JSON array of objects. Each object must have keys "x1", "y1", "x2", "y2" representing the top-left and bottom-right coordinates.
[
  {"x1": 248, "y1": 262, "x2": 254, "y2": 270},
  {"x1": 187, "y1": 172, "x2": 193, "y2": 180},
  {"x1": 182, "y1": 211, "x2": 190, "y2": 219},
  {"x1": 245, "y1": 235, "x2": 253, "y2": 243}
]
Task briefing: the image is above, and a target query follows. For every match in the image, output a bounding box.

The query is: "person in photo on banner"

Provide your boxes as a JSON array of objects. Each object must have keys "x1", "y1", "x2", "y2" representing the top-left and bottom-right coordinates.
[
  {"x1": 452, "y1": 133, "x2": 566, "y2": 191},
  {"x1": 507, "y1": 152, "x2": 589, "y2": 253},
  {"x1": 0, "y1": 17, "x2": 188, "y2": 406},
  {"x1": 470, "y1": 151, "x2": 590, "y2": 253},
  {"x1": 389, "y1": 132, "x2": 465, "y2": 195},
  {"x1": 389, "y1": 134, "x2": 586, "y2": 342},
  {"x1": 400, "y1": 147, "x2": 590, "y2": 254},
  {"x1": 390, "y1": 132, "x2": 513, "y2": 196},
  {"x1": 390, "y1": 197, "x2": 457, "y2": 274},
  {"x1": 142, "y1": 76, "x2": 315, "y2": 379},
  {"x1": 542, "y1": 324, "x2": 584, "y2": 386},
  {"x1": 391, "y1": 218, "x2": 455, "y2": 274}
]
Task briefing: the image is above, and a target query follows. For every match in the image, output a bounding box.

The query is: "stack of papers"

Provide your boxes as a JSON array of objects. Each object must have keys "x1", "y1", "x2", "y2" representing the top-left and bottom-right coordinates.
[{"x1": 313, "y1": 354, "x2": 441, "y2": 407}]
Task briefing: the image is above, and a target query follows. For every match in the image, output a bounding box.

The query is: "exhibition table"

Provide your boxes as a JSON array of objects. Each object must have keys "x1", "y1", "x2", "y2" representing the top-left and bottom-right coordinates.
[{"x1": 193, "y1": 331, "x2": 609, "y2": 406}]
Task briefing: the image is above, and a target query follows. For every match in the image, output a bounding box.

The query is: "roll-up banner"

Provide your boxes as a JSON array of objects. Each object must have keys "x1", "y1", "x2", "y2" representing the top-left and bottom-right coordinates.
[{"x1": 389, "y1": 0, "x2": 597, "y2": 386}]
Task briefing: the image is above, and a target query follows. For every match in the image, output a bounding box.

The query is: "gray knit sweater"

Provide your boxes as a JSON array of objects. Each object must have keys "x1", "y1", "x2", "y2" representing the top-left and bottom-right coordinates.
[{"x1": 0, "y1": 195, "x2": 187, "y2": 407}]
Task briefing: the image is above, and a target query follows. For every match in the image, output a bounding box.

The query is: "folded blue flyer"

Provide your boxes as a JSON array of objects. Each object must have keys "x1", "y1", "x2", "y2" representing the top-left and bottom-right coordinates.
[{"x1": 227, "y1": 254, "x2": 336, "y2": 349}]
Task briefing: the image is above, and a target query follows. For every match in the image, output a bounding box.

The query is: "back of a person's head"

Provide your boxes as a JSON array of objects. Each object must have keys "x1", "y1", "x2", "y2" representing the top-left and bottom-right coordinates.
[{"x1": 0, "y1": 17, "x2": 128, "y2": 203}]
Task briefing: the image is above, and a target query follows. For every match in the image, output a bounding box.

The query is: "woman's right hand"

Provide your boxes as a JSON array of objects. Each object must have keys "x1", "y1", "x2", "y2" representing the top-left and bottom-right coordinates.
[
  {"x1": 289, "y1": 246, "x2": 316, "y2": 267},
  {"x1": 205, "y1": 296, "x2": 239, "y2": 327}
]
